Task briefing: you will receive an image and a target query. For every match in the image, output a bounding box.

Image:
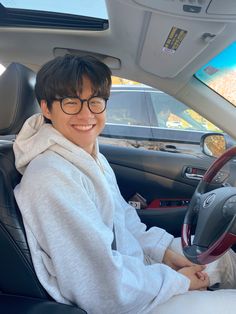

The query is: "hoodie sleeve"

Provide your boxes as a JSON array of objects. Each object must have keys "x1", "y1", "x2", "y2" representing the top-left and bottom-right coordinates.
[
  {"x1": 14, "y1": 156, "x2": 189, "y2": 314},
  {"x1": 102, "y1": 155, "x2": 175, "y2": 264},
  {"x1": 124, "y1": 203, "x2": 174, "y2": 263}
]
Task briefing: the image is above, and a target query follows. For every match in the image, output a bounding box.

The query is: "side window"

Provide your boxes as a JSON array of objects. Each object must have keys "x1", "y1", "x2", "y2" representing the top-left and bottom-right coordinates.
[
  {"x1": 106, "y1": 90, "x2": 152, "y2": 126},
  {"x1": 99, "y1": 77, "x2": 222, "y2": 151},
  {"x1": 149, "y1": 92, "x2": 220, "y2": 132}
]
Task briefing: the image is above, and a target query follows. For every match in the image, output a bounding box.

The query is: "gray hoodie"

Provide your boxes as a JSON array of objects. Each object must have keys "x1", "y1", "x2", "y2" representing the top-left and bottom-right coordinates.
[{"x1": 13, "y1": 113, "x2": 189, "y2": 314}]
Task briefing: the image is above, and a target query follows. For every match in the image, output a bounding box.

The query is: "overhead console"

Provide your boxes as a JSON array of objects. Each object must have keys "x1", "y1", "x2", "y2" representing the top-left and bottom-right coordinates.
[
  {"x1": 119, "y1": 0, "x2": 236, "y2": 78},
  {"x1": 138, "y1": 14, "x2": 226, "y2": 78},
  {"x1": 133, "y1": 0, "x2": 236, "y2": 21}
]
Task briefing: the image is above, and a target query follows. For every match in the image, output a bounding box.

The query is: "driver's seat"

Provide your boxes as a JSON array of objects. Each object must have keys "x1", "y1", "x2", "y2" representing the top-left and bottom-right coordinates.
[
  {"x1": 0, "y1": 62, "x2": 46, "y2": 297},
  {"x1": 0, "y1": 63, "x2": 86, "y2": 313}
]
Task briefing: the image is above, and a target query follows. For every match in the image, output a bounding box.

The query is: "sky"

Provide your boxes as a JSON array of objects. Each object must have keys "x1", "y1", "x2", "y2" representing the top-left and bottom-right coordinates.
[{"x1": 1, "y1": 0, "x2": 108, "y2": 18}]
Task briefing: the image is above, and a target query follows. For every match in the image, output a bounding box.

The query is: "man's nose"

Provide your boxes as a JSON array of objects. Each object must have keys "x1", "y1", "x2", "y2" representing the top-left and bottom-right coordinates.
[{"x1": 78, "y1": 102, "x2": 94, "y2": 117}]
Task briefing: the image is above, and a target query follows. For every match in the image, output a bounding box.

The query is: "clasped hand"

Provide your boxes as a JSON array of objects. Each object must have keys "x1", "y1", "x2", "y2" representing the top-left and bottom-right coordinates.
[{"x1": 163, "y1": 248, "x2": 209, "y2": 290}]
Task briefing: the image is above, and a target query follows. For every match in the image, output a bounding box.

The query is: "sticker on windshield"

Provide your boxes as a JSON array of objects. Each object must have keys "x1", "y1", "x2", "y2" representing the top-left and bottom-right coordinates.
[{"x1": 162, "y1": 27, "x2": 187, "y2": 54}]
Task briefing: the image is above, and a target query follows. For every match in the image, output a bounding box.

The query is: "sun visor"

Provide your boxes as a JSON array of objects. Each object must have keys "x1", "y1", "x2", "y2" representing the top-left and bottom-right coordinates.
[{"x1": 138, "y1": 14, "x2": 225, "y2": 78}]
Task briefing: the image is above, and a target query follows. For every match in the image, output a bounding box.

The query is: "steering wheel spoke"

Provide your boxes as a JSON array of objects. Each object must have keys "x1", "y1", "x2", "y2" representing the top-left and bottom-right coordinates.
[{"x1": 182, "y1": 146, "x2": 236, "y2": 264}]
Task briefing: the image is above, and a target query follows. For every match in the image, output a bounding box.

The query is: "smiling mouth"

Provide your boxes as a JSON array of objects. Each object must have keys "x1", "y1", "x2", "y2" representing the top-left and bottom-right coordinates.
[{"x1": 72, "y1": 124, "x2": 94, "y2": 131}]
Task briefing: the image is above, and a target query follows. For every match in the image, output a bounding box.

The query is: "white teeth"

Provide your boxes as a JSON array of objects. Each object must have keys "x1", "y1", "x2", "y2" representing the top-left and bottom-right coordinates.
[{"x1": 73, "y1": 125, "x2": 93, "y2": 131}]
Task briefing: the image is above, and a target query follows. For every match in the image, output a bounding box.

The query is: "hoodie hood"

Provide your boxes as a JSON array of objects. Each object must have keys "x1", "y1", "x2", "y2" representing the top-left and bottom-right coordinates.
[{"x1": 13, "y1": 113, "x2": 99, "y2": 174}]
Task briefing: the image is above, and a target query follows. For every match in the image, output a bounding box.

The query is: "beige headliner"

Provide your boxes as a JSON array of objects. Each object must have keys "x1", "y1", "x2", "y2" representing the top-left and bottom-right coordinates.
[{"x1": 0, "y1": 0, "x2": 236, "y2": 137}]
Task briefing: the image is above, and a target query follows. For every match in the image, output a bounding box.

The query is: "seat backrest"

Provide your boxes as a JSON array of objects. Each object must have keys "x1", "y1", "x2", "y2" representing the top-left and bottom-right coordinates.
[{"x1": 0, "y1": 63, "x2": 48, "y2": 298}]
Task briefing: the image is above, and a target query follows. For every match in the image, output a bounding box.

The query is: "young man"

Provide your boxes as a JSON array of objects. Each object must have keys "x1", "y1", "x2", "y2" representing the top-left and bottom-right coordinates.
[{"x1": 13, "y1": 55, "x2": 236, "y2": 314}]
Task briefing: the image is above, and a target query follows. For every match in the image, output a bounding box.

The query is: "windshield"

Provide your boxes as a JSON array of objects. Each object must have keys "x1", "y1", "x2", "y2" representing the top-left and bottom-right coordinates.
[{"x1": 195, "y1": 41, "x2": 236, "y2": 106}]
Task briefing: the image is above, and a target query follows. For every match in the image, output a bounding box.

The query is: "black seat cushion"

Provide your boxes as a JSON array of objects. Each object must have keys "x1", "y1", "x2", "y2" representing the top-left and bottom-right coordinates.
[
  {"x1": 0, "y1": 294, "x2": 87, "y2": 314},
  {"x1": 0, "y1": 63, "x2": 47, "y2": 298},
  {"x1": 0, "y1": 141, "x2": 48, "y2": 298}
]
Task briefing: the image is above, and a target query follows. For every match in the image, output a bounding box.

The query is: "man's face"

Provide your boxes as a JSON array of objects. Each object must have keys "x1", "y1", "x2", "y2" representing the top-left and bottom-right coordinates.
[{"x1": 41, "y1": 76, "x2": 106, "y2": 154}]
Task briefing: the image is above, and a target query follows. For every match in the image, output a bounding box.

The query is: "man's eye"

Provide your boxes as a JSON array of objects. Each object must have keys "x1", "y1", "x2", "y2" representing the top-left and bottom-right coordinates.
[
  {"x1": 66, "y1": 102, "x2": 77, "y2": 105},
  {"x1": 90, "y1": 101, "x2": 100, "y2": 105},
  {"x1": 90, "y1": 98, "x2": 104, "y2": 105},
  {"x1": 63, "y1": 99, "x2": 78, "y2": 106}
]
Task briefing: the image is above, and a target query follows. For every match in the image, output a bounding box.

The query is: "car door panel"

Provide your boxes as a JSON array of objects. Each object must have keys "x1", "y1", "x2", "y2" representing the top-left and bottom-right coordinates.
[
  {"x1": 137, "y1": 208, "x2": 187, "y2": 237},
  {"x1": 100, "y1": 144, "x2": 214, "y2": 236}
]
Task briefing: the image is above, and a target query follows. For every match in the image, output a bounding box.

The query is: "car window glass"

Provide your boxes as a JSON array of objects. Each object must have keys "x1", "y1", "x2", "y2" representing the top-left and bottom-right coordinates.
[
  {"x1": 0, "y1": 0, "x2": 108, "y2": 19},
  {"x1": 106, "y1": 91, "x2": 151, "y2": 126},
  {"x1": 99, "y1": 77, "x2": 222, "y2": 153},
  {"x1": 149, "y1": 92, "x2": 221, "y2": 132},
  {"x1": 195, "y1": 41, "x2": 236, "y2": 107}
]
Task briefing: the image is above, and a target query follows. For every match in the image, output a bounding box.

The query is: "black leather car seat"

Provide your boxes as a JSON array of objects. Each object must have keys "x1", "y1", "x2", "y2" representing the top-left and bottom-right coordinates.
[
  {"x1": 0, "y1": 63, "x2": 86, "y2": 313},
  {"x1": 0, "y1": 62, "x2": 46, "y2": 297}
]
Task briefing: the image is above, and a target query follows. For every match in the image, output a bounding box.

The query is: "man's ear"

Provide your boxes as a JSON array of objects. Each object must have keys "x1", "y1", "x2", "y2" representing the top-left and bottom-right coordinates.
[{"x1": 40, "y1": 100, "x2": 52, "y2": 120}]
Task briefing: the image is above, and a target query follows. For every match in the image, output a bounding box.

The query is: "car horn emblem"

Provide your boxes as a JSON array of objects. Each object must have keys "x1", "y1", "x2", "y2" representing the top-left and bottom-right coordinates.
[{"x1": 203, "y1": 193, "x2": 216, "y2": 208}]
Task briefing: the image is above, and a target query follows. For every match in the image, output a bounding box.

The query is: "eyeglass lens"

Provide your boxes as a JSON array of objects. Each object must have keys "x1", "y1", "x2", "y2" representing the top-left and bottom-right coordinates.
[{"x1": 61, "y1": 97, "x2": 106, "y2": 114}]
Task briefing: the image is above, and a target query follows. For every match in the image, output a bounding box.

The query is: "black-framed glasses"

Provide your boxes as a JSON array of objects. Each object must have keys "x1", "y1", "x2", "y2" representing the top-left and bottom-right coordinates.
[{"x1": 56, "y1": 95, "x2": 108, "y2": 115}]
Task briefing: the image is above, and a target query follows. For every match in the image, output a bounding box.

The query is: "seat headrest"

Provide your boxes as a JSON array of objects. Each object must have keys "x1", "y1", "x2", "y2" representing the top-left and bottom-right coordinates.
[{"x1": 0, "y1": 63, "x2": 40, "y2": 135}]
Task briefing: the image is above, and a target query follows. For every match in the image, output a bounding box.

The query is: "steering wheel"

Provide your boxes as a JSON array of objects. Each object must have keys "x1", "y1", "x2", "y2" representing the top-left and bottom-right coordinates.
[{"x1": 182, "y1": 146, "x2": 236, "y2": 265}]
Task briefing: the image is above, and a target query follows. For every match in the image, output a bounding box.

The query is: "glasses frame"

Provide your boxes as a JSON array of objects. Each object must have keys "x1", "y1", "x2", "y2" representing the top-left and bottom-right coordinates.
[{"x1": 56, "y1": 95, "x2": 108, "y2": 115}]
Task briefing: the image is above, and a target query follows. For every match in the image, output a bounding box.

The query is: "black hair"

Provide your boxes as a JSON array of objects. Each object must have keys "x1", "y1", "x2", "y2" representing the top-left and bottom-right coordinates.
[{"x1": 35, "y1": 54, "x2": 112, "y2": 111}]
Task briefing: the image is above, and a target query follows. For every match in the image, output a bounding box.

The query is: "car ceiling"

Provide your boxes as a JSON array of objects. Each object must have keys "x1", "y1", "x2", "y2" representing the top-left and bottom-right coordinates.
[{"x1": 0, "y1": 0, "x2": 236, "y2": 137}]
